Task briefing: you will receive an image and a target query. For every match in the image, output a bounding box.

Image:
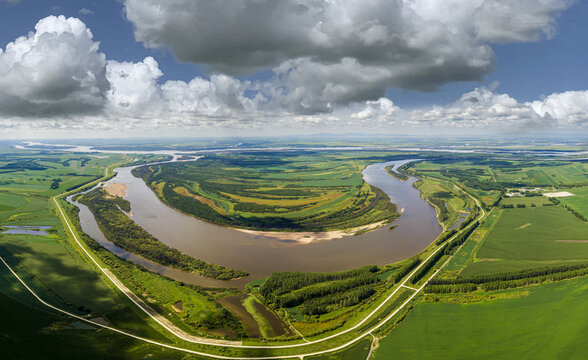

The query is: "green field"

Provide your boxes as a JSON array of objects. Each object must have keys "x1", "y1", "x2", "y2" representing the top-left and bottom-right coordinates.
[
  {"x1": 0, "y1": 264, "x2": 206, "y2": 360},
  {"x1": 558, "y1": 186, "x2": 588, "y2": 218},
  {"x1": 499, "y1": 196, "x2": 552, "y2": 207},
  {"x1": 0, "y1": 234, "x2": 118, "y2": 315},
  {"x1": 132, "y1": 152, "x2": 401, "y2": 231},
  {"x1": 307, "y1": 336, "x2": 372, "y2": 360},
  {"x1": 408, "y1": 158, "x2": 588, "y2": 208},
  {"x1": 461, "y1": 206, "x2": 588, "y2": 277},
  {"x1": 374, "y1": 277, "x2": 588, "y2": 360},
  {"x1": 413, "y1": 177, "x2": 472, "y2": 229}
]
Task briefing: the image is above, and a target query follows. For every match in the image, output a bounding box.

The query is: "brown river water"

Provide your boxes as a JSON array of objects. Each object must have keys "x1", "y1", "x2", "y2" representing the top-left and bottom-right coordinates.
[{"x1": 70, "y1": 157, "x2": 441, "y2": 289}]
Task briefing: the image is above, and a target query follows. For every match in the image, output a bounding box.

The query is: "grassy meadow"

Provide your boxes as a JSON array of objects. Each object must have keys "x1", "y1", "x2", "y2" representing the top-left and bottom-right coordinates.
[
  {"x1": 374, "y1": 277, "x2": 588, "y2": 360},
  {"x1": 558, "y1": 185, "x2": 588, "y2": 218},
  {"x1": 461, "y1": 206, "x2": 588, "y2": 277},
  {"x1": 413, "y1": 177, "x2": 472, "y2": 229}
]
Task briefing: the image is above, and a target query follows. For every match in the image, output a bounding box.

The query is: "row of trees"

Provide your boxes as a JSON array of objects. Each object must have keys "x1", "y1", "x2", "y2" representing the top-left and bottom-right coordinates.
[
  {"x1": 431, "y1": 263, "x2": 588, "y2": 285},
  {"x1": 426, "y1": 263, "x2": 588, "y2": 293},
  {"x1": 78, "y1": 188, "x2": 248, "y2": 280},
  {"x1": 410, "y1": 245, "x2": 447, "y2": 285},
  {"x1": 259, "y1": 266, "x2": 380, "y2": 315},
  {"x1": 444, "y1": 221, "x2": 480, "y2": 255},
  {"x1": 392, "y1": 258, "x2": 421, "y2": 283}
]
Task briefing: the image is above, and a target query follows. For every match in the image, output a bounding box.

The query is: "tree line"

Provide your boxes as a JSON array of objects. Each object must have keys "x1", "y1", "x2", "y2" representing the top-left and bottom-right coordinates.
[
  {"x1": 78, "y1": 188, "x2": 248, "y2": 280},
  {"x1": 426, "y1": 263, "x2": 588, "y2": 293}
]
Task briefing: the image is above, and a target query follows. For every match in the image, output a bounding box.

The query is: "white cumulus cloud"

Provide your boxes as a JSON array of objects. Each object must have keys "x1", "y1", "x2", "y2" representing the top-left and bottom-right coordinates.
[{"x1": 0, "y1": 15, "x2": 108, "y2": 117}]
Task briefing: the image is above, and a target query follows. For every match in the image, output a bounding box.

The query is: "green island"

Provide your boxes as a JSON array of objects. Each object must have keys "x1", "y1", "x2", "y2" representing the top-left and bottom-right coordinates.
[
  {"x1": 0, "y1": 138, "x2": 587, "y2": 359},
  {"x1": 131, "y1": 152, "x2": 399, "y2": 232}
]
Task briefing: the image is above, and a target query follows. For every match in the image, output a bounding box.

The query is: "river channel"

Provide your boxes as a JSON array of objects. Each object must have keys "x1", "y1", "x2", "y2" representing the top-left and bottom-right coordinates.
[{"x1": 69, "y1": 155, "x2": 442, "y2": 289}]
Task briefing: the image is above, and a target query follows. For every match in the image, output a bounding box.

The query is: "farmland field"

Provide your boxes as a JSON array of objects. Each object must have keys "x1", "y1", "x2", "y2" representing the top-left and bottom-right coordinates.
[
  {"x1": 373, "y1": 277, "x2": 588, "y2": 360},
  {"x1": 461, "y1": 206, "x2": 588, "y2": 277},
  {"x1": 557, "y1": 186, "x2": 588, "y2": 218}
]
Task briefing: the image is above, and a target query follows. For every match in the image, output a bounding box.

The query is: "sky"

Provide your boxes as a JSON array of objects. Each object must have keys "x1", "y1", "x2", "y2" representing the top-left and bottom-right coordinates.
[{"x1": 0, "y1": 0, "x2": 586, "y2": 139}]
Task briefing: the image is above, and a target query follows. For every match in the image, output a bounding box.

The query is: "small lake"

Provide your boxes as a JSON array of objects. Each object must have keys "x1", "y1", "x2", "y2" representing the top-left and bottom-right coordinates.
[
  {"x1": 72, "y1": 157, "x2": 441, "y2": 288},
  {"x1": 2, "y1": 225, "x2": 51, "y2": 236}
]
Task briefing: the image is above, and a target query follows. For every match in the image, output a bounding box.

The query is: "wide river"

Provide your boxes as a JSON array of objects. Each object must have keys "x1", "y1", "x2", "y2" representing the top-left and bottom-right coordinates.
[{"x1": 71, "y1": 157, "x2": 441, "y2": 288}]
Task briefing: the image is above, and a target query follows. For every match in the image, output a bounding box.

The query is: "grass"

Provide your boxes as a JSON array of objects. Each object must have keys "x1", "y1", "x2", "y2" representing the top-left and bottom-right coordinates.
[
  {"x1": 373, "y1": 276, "x2": 588, "y2": 360},
  {"x1": 307, "y1": 336, "x2": 372, "y2": 360},
  {"x1": 461, "y1": 206, "x2": 588, "y2": 277},
  {"x1": 0, "y1": 234, "x2": 118, "y2": 315},
  {"x1": 413, "y1": 177, "x2": 470, "y2": 229},
  {"x1": 500, "y1": 196, "x2": 551, "y2": 206},
  {"x1": 558, "y1": 185, "x2": 588, "y2": 218},
  {"x1": 0, "y1": 266, "x2": 206, "y2": 360}
]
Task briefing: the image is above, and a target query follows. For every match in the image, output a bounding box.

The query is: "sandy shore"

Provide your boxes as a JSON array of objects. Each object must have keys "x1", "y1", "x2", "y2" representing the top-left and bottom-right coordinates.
[
  {"x1": 104, "y1": 183, "x2": 128, "y2": 197},
  {"x1": 234, "y1": 220, "x2": 389, "y2": 244}
]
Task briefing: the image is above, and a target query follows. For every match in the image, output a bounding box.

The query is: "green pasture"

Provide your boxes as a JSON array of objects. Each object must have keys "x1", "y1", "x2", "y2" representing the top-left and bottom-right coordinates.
[
  {"x1": 0, "y1": 267, "x2": 205, "y2": 360},
  {"x1": 500, "y1": 196, "x2": 552, "y2": 206},
  {"x1": 461, "y1": 206, "x2": 588, "y2": 277},
  {"x1": 558, "y1": 186, "x2": 588, "y2": 218},
  {"x1": 307, "y1": 336, "x2": 372, "y2": 360},
  {"x1": 0, "y1": 234, "x2": 118, "y2": 315},
  {"x1": 374, "y1": 276, "x2": 588, "y2": 360},
  {"x1": 414, "y1": 177, "x2": 470, "y2": 229}
]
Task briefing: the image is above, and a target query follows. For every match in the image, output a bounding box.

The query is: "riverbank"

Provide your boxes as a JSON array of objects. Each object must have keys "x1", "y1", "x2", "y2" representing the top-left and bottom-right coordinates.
[{"x1": 234, "y1": 220, "x2": 389, "y2": 244}]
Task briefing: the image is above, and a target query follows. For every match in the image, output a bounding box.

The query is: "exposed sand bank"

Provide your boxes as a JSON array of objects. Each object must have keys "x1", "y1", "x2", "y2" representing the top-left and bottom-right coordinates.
[
  {"x1": 234, "y1": 220, "x2": 389, "y2": 244},
  {"x1": 543, "y1": 191, "x2": 574, "y2": 197},
  {"x1": 104, "y1": 183, "x2": 128, "y2": 197}
]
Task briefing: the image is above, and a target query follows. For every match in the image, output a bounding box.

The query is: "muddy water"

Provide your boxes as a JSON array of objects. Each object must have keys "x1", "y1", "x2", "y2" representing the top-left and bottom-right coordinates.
[
  {"x1": 217, "y1": 295, "x2": 262, "y2": 338},
  {"x1": 72, "y1": 158, "x2": 441, "y2": 288}
]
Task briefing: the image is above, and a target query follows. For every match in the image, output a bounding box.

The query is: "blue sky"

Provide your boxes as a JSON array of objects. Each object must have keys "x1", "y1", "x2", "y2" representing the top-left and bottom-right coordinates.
[{"x1": 0, "y1": 0, "x2": 586, "y2": 137}]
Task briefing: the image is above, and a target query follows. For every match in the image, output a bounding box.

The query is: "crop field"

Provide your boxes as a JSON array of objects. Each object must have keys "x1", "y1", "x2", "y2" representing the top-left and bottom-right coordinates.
[
  {"x1": 413, "y1": 159, "x2": 587, "y2": 187},
  {"x1": 461, "y1": 206, "x2": 588, "y2": 277},
  {"x1": 133, "y1": 152, "x2": 401, "y2": 231},
  {"x1": 374, "y1": 276, "x2": 588, "y2": 359},
  {"x1": 499, "y1": 196, "x2": 552, "y2": 207},
  {"x1": 557, "y1": 186, "x2": 588, "y2": 218}
]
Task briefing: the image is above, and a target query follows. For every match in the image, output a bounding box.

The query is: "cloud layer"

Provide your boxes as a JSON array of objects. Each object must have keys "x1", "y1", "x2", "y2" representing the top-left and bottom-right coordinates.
[
  {"x1": 124, "y1": 0, "x2": 570, "y2": 112},
  {"x1": 0, "y1": 3, "x2": 586, "y2": 135}
]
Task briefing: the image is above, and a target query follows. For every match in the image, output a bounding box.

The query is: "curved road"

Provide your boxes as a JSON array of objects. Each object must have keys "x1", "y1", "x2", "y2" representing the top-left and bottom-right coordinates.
[{"x1": 1, "y1": 172, "x2": 486, "y2": 359}]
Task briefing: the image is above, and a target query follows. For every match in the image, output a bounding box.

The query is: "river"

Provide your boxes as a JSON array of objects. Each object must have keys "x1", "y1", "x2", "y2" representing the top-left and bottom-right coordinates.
[{"x1": 70, "y1": 156, "x2": 441, "y2": 289}]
